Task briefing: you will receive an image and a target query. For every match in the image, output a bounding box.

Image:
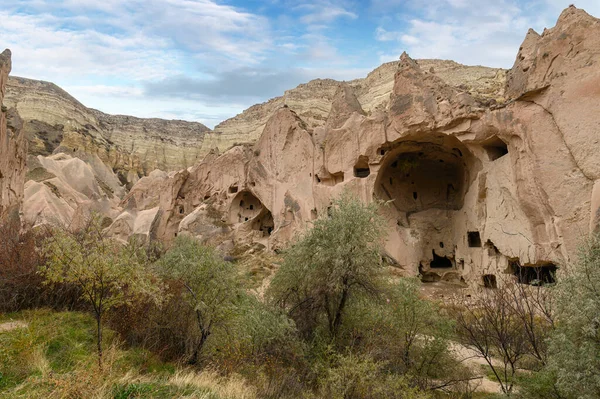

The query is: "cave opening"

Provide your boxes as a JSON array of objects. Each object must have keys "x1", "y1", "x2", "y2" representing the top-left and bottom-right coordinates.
[
  {"x1": 509, "y1": 259, "x2": 557, "y2": 285},
  {"x1": 468, "y1": 231, "x2": 482, "y2": 247},
  {"x1": 229, "y1": 191, "x2": 263, "y2": 224},
  {"x1": 252, "y1": 209, "x2": 274, "y2": 236},
  {"x1": 228, "y1": 190, "x2": 275, "y2": 237},
  {"x1": 483, "y1": 274, "x2": 497, "y2": 288},
  {"x1": 375, "y1": 137, "x2": 473, "y2": 213},
  {"x1": 483, "y1": 136, "x2": 508, "y2": 161},
  {"x1": 354, "y1": 156, "x2": 371, "y2": 178},
  {"x1": 430, "y1": 250, "x2": 453, "y2": 269}
]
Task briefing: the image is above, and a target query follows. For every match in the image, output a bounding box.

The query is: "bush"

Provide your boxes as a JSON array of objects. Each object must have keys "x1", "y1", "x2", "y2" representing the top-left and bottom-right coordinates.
[
  {"x1": 150, "y1": 235, "x2": 241, "y2": 364},
  {"x1": 0, "y1": 219, "x2": 80, "y2": 312},
  {"x1": 339, "y1": 278, "x2": 465, "y2": 391},
  {"x1": 544, "y1": 233, "x2": 600, "y2": 399},
  {"x1": 268, "y1": 192, "x2": 386, "y2": 339},
  {"x1": 316, "y1": 353, "x2": 431, "y2": 399}
]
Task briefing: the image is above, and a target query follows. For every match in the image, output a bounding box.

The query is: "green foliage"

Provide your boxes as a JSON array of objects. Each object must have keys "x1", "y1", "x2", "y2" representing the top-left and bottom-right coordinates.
[
  {"x1": 155, "y1": 235, "x2": 240, "y2": 363},
  {"x1": 209, "y1": 294, "x2": 301, "y2": 367},
  {"x1": 545, "y1": 233, "x2": 600, "y2": 399},
  {"x1": 316, "y1": 353, "x2": 431, "y2": 399},
  {"x1": 41, "y1": 215, "x2": 160, "y2": 366},
  {"x1": 268, "y1": 192, "x2": 386, "y2": 338},
  {"x1": 0, "y1": 310, "x2": 256, "y2": 399},
  {"x1": 340, "y1": 279, "x2": 462, "y2": 391}
]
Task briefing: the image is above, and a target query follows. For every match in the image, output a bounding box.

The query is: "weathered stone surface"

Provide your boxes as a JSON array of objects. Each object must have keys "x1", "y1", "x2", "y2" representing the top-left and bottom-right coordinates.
[
  {"x1": 110, "y1": 6, "x2": 600, "y2": 289},
  {"x1": 22, "y1": 153, "x2": 121, "y2": 228},
  {"x1": 0, "y1": 50, "x2": 27, "y2": 225},
  {"x1": 5, "y1": 77, "x2": 211, "y2": 186},
  {"x1": 207, "y1": 60, "x2": 506, "y2": 151}
]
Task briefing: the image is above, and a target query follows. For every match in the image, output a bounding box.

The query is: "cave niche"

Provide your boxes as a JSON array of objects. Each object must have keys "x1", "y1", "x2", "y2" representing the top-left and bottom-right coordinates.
[
  {"x1": 509, "y1": 259, "x2": 557, "y2": 285},
  {"x1": 354, "y1": 156, "x2": 370, "y2": 178},
  {"x1": 375, "y1": 135, "x2": 475, "y2": 213}
]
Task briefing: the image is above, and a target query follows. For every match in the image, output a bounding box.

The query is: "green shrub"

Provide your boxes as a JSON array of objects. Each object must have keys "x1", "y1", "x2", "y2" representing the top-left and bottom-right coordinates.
[{"x1": 268, "y1": 192, "x2": 386, "y2": 339}]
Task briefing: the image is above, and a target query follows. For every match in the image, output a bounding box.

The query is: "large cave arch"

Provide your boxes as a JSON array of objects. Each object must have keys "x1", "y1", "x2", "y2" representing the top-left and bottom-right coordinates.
[
  {"x1": 375, "y1": 135, "x2": 476, "y2": 213},
  {"x1": 375, "y1": 134, "x2": 478, "y2": 279},
  {"x1": 229, "y1": 191, "x2": 274, "y2": 236}
]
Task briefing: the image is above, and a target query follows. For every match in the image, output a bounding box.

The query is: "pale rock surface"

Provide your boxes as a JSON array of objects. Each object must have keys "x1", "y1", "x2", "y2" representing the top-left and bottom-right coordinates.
[
  {"x1": 206, "y1": 60, "x2": 506, "y2": 151},
  {"x1": 22, "y1": 153, "x2": 121, "y2": 228},
  {"x1": 4, "y1": 77, "x2": 211, "y2": 186},
  {"x1": 111, "y1": 6, "x2": 600, "y2": 287},
  {"x1": 0, "y1": 49, "x2": 27, "y2": 225}
]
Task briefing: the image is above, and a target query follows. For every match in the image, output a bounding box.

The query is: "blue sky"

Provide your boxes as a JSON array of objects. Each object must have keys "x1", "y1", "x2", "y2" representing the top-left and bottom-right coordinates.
[{"x1": 2, "y1": 0, "x2": 599, "y2": 128}]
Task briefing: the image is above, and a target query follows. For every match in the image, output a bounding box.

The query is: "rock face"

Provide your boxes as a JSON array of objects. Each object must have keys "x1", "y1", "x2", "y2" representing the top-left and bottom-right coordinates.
[
  {"x1": 0, "y1": 50, "x2": 27, "y2": 225},
  {"x1": 6, "y1": 59, "x2": 505, "y2": 188},
  {"x1": 207, "y1": 60, "x2": 506, "y2": 151},
  {"x1": 23, "y1": 153, "x2": 123, "y2": 228},
  {"x1": 4, "y1": 77, "x2": 211, "y2": 186},
  {"x1": 113, "y1": 6, "x2": 600, "y2": 288}
]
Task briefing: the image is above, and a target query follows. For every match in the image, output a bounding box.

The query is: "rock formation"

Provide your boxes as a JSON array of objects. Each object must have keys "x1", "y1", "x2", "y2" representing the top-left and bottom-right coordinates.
[
  {"x1": 111, "y1": 6, "x2": 600, "y2": 288},
  {"x1": 0, "y1": 50, "x2": 27, "y2": 225},
  {"x1": 208, "y1": 60, "x2": 506, "y2": 151},
  {"x1": 5, "y1": 77, "x2": 211, "y2": 186}
]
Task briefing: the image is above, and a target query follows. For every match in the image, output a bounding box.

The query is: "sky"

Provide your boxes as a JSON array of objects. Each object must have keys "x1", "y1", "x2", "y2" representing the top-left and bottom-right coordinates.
[{"x1": 2, "y1": 0, "x2": 599, "y2": 128}]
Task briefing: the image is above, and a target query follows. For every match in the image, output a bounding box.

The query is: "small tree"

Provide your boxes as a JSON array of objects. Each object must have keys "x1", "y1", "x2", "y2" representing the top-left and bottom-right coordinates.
[
  {"x1": 42, "y1": 215, "x2": 159, "y2": 368},
  {"x1": 155, "y1": 235, "x2": 239, "y2": 364},
  {"x1": 268, "y1": 192, "x2": 386, "y2": 338},
  {"x1": 546, "y1": 233, "x2": 600, "y2": 399},
  {"x1": 341, "y1": 279, "x2": 471, "y2": 392},
  {"x1": 454, "y1": 282, "x2": 530, "y2": 396}
]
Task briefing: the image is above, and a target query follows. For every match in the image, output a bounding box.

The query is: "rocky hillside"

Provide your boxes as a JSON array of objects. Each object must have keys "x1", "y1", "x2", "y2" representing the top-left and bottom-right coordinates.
[
  {"x1": 208, "y1": 59, "x2": 506, "y2": 150},
  {"x1": 4, "y1": 77, "x2": 211, "y2": 186},
  {"x1": 6, "y1": 59, "x2": 506, "y2": 185}
]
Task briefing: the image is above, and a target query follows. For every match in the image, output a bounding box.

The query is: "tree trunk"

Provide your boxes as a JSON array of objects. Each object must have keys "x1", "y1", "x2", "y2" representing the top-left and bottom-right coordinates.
[
  {"x1": 96, "y1": 313, "x2": 103, "y2": 370},
  {"x1": 331, "y1": 287, "x2": 349, "y2": 337}
]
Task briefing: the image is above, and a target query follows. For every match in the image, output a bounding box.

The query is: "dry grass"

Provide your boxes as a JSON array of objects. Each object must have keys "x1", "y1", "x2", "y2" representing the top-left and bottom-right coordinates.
[{"x1": 0, "y1": 310, "x2": 256, "y2": 399}]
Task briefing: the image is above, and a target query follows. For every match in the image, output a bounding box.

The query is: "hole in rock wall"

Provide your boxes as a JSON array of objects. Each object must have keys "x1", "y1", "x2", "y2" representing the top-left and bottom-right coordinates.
[
  {"x1": 509, "y1": 259, "x2": 557, "y2": 285},
  {"x1": 483, "y1": 274, "x2": 497, "y2": 288},
  {"x1": 468, "y1": 231, "x2": 482, "y2": 247},
  {"x1": 482, "y1": 136, "x2": 508, "y2": 161},
  {"x1": 252, "y1": 210, "x2": 274, "y2": 236},
  {"x1": 316, "y1": 172, "x2": 344, "y2": 186},
  {"x1": 354, "y1": 156, "x2": 371, "y2": 178},
  {"x1": 229, "y1": 191, "x2": 264, "y2": 224},
  {"x1": 430, "y1": 250, "x2": 453, "y2": 269},
  {"x1": 375, "y1": 137, "x2": 473, "y2": 213},
  {"x1": 229, "y1": 185, "x2": 239, "y2": 194}
]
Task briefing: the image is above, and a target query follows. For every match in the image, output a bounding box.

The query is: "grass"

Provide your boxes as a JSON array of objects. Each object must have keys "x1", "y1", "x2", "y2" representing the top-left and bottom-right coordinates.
[{"x1": 0, "y1": 309, "x2": 256, "y2": 399}]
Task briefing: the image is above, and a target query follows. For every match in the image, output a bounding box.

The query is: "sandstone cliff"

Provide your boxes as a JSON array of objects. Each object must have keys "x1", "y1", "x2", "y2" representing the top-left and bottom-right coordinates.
[
  {"x1": 206, "y1": 60, "x2": 506, "y2": 151},
  {"x1": 0, "y1": 50, "x2": 27, "y2": 225},
  {"x1": 5, "y1": 77, "x2": 211, "y2": 186},
  {"x1": 110, "y1": 6, "x2": 600, "y2": 290}
]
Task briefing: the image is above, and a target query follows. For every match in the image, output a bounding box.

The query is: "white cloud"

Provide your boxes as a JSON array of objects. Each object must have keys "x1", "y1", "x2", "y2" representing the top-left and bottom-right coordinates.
[
  {"x1": 294, "y1": 1, "x2": 358, "y2": 26},
  {"x1": 372, "y1": 0, "x2": 539, "y2": 67},
  {"x1": 1, "y1": 11, "x2": 180, "y2": 82}
]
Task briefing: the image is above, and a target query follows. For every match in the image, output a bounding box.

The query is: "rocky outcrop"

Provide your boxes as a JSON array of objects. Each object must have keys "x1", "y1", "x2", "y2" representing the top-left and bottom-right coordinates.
[
  {"x1": 207, "y1": 60, "x2": 506, "y2": 151},
  {"x1": 6, "y1": 58, "x2": 505, "y2": 182},
  {"x1": 111, "y1": 6, "x2": 600, "y2": 289},
  {"x1": 23, "y1": 153, "x2": 122, "y2": 228},
  {"x1": 0, "y1": 50, "x2": 27, "y2": 225},
  {"x1": 5, "y1": 77, "x2": 211, "y2": 186}
]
